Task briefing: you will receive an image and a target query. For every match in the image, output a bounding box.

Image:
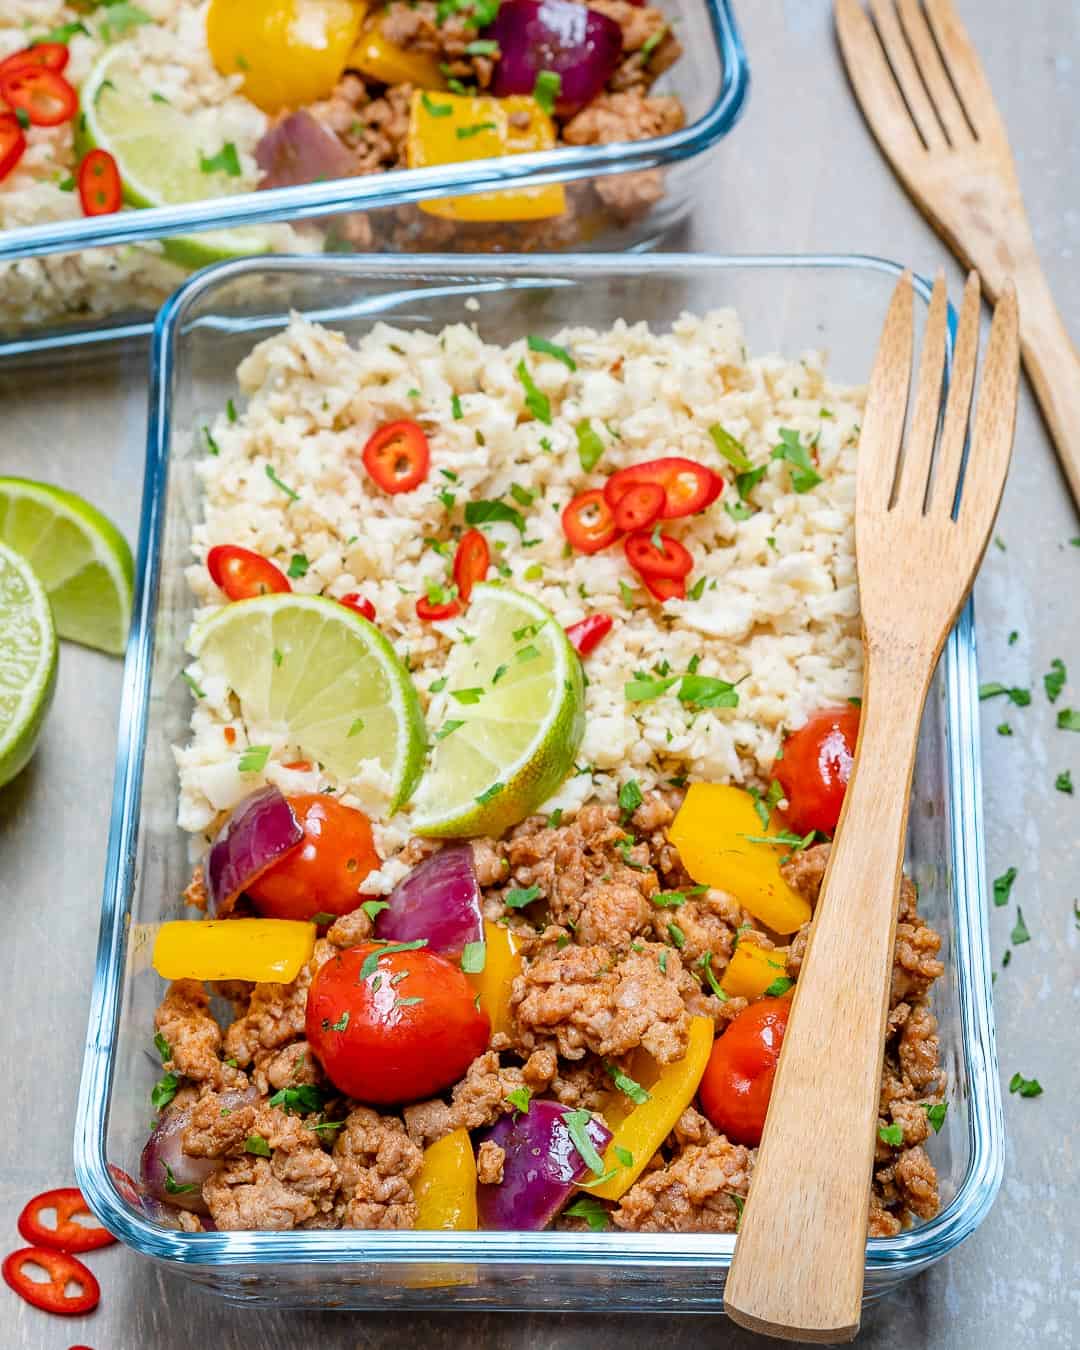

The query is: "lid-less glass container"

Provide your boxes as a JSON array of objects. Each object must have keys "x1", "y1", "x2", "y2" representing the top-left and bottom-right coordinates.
[{"x1": 74, "y1": 254, "x2": 1003, "y2": 1312}]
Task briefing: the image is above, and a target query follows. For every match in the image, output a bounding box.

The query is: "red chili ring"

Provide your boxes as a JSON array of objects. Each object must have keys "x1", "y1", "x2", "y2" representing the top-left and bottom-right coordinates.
[
  {"x1": 2, "y1": 1247, "x2": 101, "y2": 1316},
  {"x1": 339, "y1": 592, "x2": 376, "y2": 622},
  {"x1": 452, "y1": 528, "x2": 490, "y2": 605},
  {"x1": 416, "y1": 595, "x2": 462, "y2": 622},
  {"x1": 612, "y1": 481, "x2": 665, "y2": 534},
  {"x1": 18, "y1": 1188, "x2": 116, "y2": 1254},
  {"x1": 361, "y1": 419, "x2": 431, "y2": 495},
  {"x1": 562, "y1": 489, "x2": 620, "y2": 555},
  {"x1": 624, "y1": 530, "x2": 694, "y2": 580},
  {"x1": 565, "y1": 614, "x2": 614, "y2": 657}
]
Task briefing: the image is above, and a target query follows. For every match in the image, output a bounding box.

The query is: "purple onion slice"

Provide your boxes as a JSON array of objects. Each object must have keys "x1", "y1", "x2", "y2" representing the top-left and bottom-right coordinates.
[
  {"x1": 255, "y1": 110, "x2": 357, "y2": 191},
  {"x1": 205, "y1": 786, "x2": 303, "y2": 917},
  {"x1": 486, "y1": 0, "x2": 623, "y2": 118},
  {"x1": 373, "y1": 842, "x2": 483, "y2": 957}
]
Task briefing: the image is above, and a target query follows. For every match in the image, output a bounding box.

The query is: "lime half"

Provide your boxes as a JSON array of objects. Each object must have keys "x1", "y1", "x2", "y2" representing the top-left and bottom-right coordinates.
[
  {"x1": 0, "y1": 478, "x2": 133, "y2": 656},
  {"x1": 0, "y1": 541, "x2": 58, "y2": 789},
  {"x1": 411, "y1": 584, "x2": 585, "y2": 838},
  {"x1": 187, "y1": 594, "x2": 426, "y2": 811},
  {"x1": 79, "y1": 45, "x2": 276, "y2": 267}
]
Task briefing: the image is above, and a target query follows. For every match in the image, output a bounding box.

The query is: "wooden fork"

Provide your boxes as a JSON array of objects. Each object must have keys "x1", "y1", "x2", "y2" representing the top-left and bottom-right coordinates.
[
  {"x1": 835, "y1": 0, "x2": 1080, "y2": 511},
  {"x1": 723, "y1": 271, "x2": 1019, "y2": 1343}
]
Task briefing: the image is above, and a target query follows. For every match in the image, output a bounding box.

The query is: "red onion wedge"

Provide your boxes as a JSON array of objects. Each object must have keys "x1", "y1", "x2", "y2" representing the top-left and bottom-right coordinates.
[
  {"x1": 255, "y1": 110, "x2": 357, "y2": 191},
  {"x1": 140, "y1": 1088, "x2": 256, "y2": 1215},
  {"x1": 486, "y1": 0, "x2": 623, "y2": 118},
  {"x1": 206, "y1": 786, "x2": 303, "y2": 917},
  {"x1": 373, "y1": 842, "x2": 482, "y2": 957},
  {"x1": 476, "y1": 1100, "x2": 612, "y2": 1230}
]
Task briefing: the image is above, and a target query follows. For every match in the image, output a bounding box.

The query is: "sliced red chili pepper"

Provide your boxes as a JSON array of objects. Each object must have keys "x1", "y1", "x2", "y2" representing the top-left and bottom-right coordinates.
[
  {"x1": 416, "y1": 595, "x2": 462, "y2": 622},
  {"x1": 562, "y1": 489, "x2": 619, "y2": 555},
  {"x1": 361, "y1": 419, "x2": 430, "y2": 494},
  {"x1": 0, "y1": 112, "x2": 26, "y2": 183},
  {"x1": 612, "y1": 481, "x2": 665, "y2": 534},
  {"x1": 0, "y1": 67, "x2": 78, "y2": 128},
  {"x1": 604, "y1": 457, "x2": 723, "y2": 520},
  {"x1": 283, "y1": 760, "x2": 312, "y2": 772},
  {"x1": 207, "y1": 545, "x2": 290, "y2": 601},
  {"x1": 2, "y1": 1247, "x2": 100, "y2": 1316},
  {"x1": 624, "y1": 530, "x2": 694, "y2": 580},
  {"x1": 18, "y1": 1189, "x2": 116, "y2": 1255},
  {"x1": 339, "y1": 593, "x2": 376, "y2": 621},
  {"x1": 77, "y1": 148, "x2": 122, "y2": 217},
  {"x1": 452, "y1": 528, "x2": 490, "y2": 604},
  {"x1": 565, "y1": 614, "x2": 613, "y2": 657},
  {"x1": 643, "y1": 573, "x2": 687, "y2": 603},
  {"x1": 0, "y1": 43, "x2": 70, "y2": 81}
]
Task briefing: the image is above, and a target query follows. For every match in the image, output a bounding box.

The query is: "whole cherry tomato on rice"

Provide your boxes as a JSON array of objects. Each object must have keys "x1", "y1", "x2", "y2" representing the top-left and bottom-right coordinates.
[
  {"x1": 698, "y1": 997, "x2": 789, "y2": 1147},
  {"x1": 624, "y1": 530, "x2": 693, "y2": 580},
  {"x1": 0, "y1": 113, "x2": 26, "y2": 183},
  {"x1": 307, "y1": 942, "x2": 491, "y2": 1102},
  {"x1": 361, "y1": 419, "x2": 430, "y2": 494},
  {"x1": 562, "y1": 489, "x2": 619, "y2": 554},
  {"x1": 452, "y1": 528, "x2": 490, "y2": 604},
  {"x1": 773, "y1": 705, "x2": 860, "y2": 836},
  {"x1": 565, "y1": 613, "x2": 613, "y2": 656},
  {"x1": 604, "y1": 458, "x2": 723, "y2": 520},
  {"x1": 0, "y1": 43, "x2": 70, "y2": 81},
  {"x1": 339, "y1": 592, "x2": 376, "y2": 621},
  {"x1": 247, "y1": 795, "x2": 380, "y2": 922},
  {"x1": 611, "y1": 480, "x2": 665, "y2": 534},
  {"x1": 1, "y1": 67, "x2": 78, "y2": 127},
  {"x1": 77, "y1": 148, "x2": 122, "y2": 216},
  {"x1": 207, "y1": 544, "x2": 290, "y2": 600}
]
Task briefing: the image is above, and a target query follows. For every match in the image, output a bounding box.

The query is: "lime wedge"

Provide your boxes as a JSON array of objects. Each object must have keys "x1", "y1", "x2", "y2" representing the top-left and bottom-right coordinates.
[
  {"x1": 78, "y1": 45, "x2": 275, "y2": 266},
  {"x1": 0, "y1": 478, "x2": 133, "y2": 656},
  {"x1": 411, "y1": 584, "x2": 585, "y2": 838},
  {"x1": 0, "y1": 540, "x2": 58, "y2": 789},
  {"x1": 187, "y1": 594, "x2": 426, "y2": 812}
]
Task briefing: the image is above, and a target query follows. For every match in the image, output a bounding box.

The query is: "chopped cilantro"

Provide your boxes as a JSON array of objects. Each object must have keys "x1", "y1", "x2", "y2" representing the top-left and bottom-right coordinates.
[
  {"x1": 456, "y1": 120, "x2": 497, "y2": 138},
  {"x1": 698, "y1": 951, "x2": 727, "y2": 1000},
  {"x1": 359, "y1": 941, "x2": 427, "y2": 981},
  {"x1": 924, "y1": 1101, "x2": 948, "y2": 1133},
  {"x1": 150, "y1": 1072, "x2": 179, "y2": 1111},
  {"x1": 992, "y1": 867, "x2": 1017, "y2": 907},
  {"x1": 226, "y1": 398, "x2": 238, "y2": 422},
  {"x1": 162, "y1": 1163, "x2": 198, "y2": 1196},
  {"x1": 238, "y1": 744, "x2": 271, "y2": 773},
  {"x1": 268, "y1": 1084, "x2": 325, "y2": 1116},
  {"x1": 421, "y1": 91, "x2": 453, "y2": 117},
  {"x1": 1010, "y1": 907, "x2": 1030, "y2": 946},
  {"x1": 465, "y1": 37, "x2": 499, "y2": 54},
  {"x1": 451, "y1": 687, "x2": 485, "y2": 704},
  {"x1": 618, "y1": 778, "x2": 643, "y2": 821},
  {"x1": 527, "y1": 334, "x2": 576, "y2": 371},
  {"x1": 548, "y1": 809, "x2": 563, "y2": 828},
  {"x1": 202, "y1": 425, "x2": 220, "y2": 455},
  {"x1": 516, "y1": 359, "x2": 552, "y2": 424},
  {"x1": 435, "y1": 719, "x2": 465, "y2": 740},
  {"x1": 640, "y1": 24, "x2": 667, "y2": 59},
  {"x1": 244, "y1": 1133, "x2": 272, "y2": 1157},
  {"x1": 563, "y1": 1195, "x2": 609, "y2": 1231},
  {"x1": 771, "y1": 428, "x2": 822, "y2": 492},
  {"x1": 475, "y1": 781, "x2": 504, "y2": 804},
  {"x1": 347, "y1": 717, "x2": 365, "y2": 738},
  {"x1": 532, "y1": 68, "x2": 561, "y2": 115},
  {"x1": 678, "y1": 674, "x2": 740, "y2": 709},
  {"x1": 265, "y1": 464, "x2": 299, "y2": 501},
  {"x1": 361, "y1": 900, "x2": 390, "y2": 922},
  {"x1": 688, "y1": 575, "x2": 707, "y2": 600},
  {"x1": 878, "y1": 1122, "x2": 904, "y2": 1147},
  {"x1": 764, "y1": 975, "x2": 793, "y2": 997},
  {"x1": 979, "y1": 683, "x2": 1031, "y2": 706},
  {"x1": 604, "y1": 1063, "x2": 650, "y2": 1105},
  {"x1": 200, "y1": 141, "x2": 242, "y2": 177},
  {"x1": 997, "y1": 722, "x2": 1013, "y2": 736},
  {"x1": 1057, "y1": 708, "x2": 1080, "y2": 731},
  {"x1": 708, "y1": 423, "x2": 751, "y2": 471},
  {"x1": 563, "y1": 1109, "x2": 606, "y2": 1176},
  {"x1": 322, "y1": 1011, "x2": 350, "y2": 1032},
  {"x1": 1008, "y1": 1073, "x2": 1043, "y2": 1098},
  {"x1": 1055, "y1": 769, "x2": 1073, "y2": 794},
  {"x1": 625, "y1": 673, "x2": 680, "y2": 702},
  {"x1": 505, "y1": 1086, "x2": 532, "y2": 1114},
  {"x1": 461, "y1": 940, "x2": 486, "y2": 973},
  {"x1": 1044, "y1": 658, "x2": 1067, "y2": 703},
  {"x1": 181, "y1": 671, "x2": 205, "y2": 700},
  {"x1": 465, "y1": 499, "x2": 526, "y2": 533},
  {"x1": 575, "y1": 419, "x2": 605, "y2": 472},
  {"x1": 153, "y1": 1032, "x2": 171, "y2": 1062},
  {"x1": 1008, "y1": 630, "x2": 1019, "y2": 645},
  {"x1": 667, "y1": 922, "x2": 686, "y2": 949},
  {"x1": 287, "y1": 553, "x2": 309, "y2": 579},
  {"x1": 451, "y1": 393, "x2": 464, "y2": 420},
  {"x1": 505, "y1": 885, "x2": 542, "y2": 909},
  {"x1": 510, "y1": 483, "x2": 535, "y2": 507}
]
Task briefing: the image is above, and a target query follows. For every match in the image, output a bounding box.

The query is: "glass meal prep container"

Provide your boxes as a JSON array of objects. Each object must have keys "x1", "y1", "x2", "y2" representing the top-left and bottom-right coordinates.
[
  {"x1": 0, "y1": 0, "x2": 746, "y2": 358},
  {"x1": 74, "y1": 253, "x2": 1003, "y2": 1312}
]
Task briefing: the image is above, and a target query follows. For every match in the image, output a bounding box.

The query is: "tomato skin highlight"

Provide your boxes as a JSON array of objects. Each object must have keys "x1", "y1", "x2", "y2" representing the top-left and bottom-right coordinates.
[
  {"x1": 624, "y1": 530, "x2": 693, "y2": 581},
  {"x1": 17, "y1": 1188, "x2": 115, "y2": 1254},
  {"x1": 562, "y1": 489, "x2": 619, "y2": 554},
  {"x1": 0, "y1": 44, "x2": 70, "y2": 81},
  {"x1": 361, "y1": 419, "x2": 431, "y2": 494},
  {"x1": 565, "y1": 613, "x2": 613, "y2": 656},
  {"x1": 604, "y1": 457, "x2": 723, "y2": 520},
  {"x1": 207, "y1": 544, "x2": 291, "y2": 600},
  {"x1": 77, "y1": 148, "x2": 122, "y2": 216},
  {"x1": 247, "y1": 795, "x2": 379, "y2": 922},
  {"x1": 1, "y1": 67, "x2": 78, "y2": 127},
  {"x1": 774, "y1": 705, "x2": 860, "y2": 836},
  {"x1": 698, "y1": 997, "x2": 789, "y2": 1147},
  {"x1": 0, "y1": 113, "x2": 26, "y2": 183},
  {"x1": 339, "y1": 592, "x2": 376, "y2": 621},
  {"x1": 452, "y1": 528, "x2": 490, "y2": 604},
  {"x1": 307, "y1": 943, "x2": 491, "y2": 1103},
  {"x1": 2, "y1": 1247, "x2": 100, "y2": 1316},
  {"x1": 612, "y1": 481, "x2": 665, "y2": 533}
]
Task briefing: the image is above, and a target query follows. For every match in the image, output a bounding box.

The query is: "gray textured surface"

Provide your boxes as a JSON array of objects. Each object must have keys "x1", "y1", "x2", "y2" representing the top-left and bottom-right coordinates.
[{"x1": 1, "y1": 1, "x2": 1077, "y2": 1346}]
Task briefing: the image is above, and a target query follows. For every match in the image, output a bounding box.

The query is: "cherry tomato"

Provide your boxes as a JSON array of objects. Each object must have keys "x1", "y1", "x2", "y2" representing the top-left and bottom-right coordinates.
[
  {"x1": 2, "y1": 1247, "x2": 100, "y2": 1316},
  {"x1": 416, "y1": 595, "x2": 462, "y2": 622},
  {"x1": 247, "y1": 795, "x2": 380, "y2": 921},
  {"x1": 307, "y1": 942, "x2": 491, "y2": 1102},
  {"x1": 0, "y1": 113, "x2": 26, "y2": 183},
  {"x1": 643, "y1": 573, "x2": 686, "y2": 604},
  {"x1": 565, "y1": 613, "x2": 613, "y2": 656},
  {"x1": 624, "y1": 530, "x2": 693, "y2": 580},
  {"x1": 612, "y1": 480, "x2": 665, "y2": 533},
  {"x1": 17, "y1": 1188, "x2": 115, "y2": 1254},
  {"x1": 698, "y1": 997, "x2": 789, "y2": 1147},
  {"x1": 774, "y1": 705, "x2": 860, "y2": 836},
  {"x1": 206, "y1": 545, "x2": 290, "y2": 600},
  {"x1": 0, "y1": 67, "x2": 78, "y2": 127},
  {"x1": 604, "y1": 457, "x2": 723, "y2": 520},
  {"x1": 339, "y1": 592, "x2": 376, "y2": 621},
  {"x1": 562, "y1": 489, "x2": 619, "y2": 554},
  {"x1": 361, "y1": 419, "x2": 430, "y2": 494},
  {"x1": 77, "y1": 148, "x2": 122, "y2": 216},
  {"x1": 452, "y1": 528, "x2": 490, "y2": 604},
  {"x1": 0, "y1": 43, "x2": 70, "y2": 81}
]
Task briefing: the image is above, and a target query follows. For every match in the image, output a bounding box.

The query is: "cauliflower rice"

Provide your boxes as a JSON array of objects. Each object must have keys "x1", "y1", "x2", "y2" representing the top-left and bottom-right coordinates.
[{"x1": 176, "y1": 306, "x2": 864, "y2": 889}]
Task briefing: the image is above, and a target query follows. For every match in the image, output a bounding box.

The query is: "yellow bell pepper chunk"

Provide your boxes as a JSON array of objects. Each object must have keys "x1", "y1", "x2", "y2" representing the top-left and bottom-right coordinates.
[
  {"x1": 720, "y1": 941, "x2": 793, "y2": 1000},
  {"x1": 413, "y1": 1128, "x2": 478, "y2": 1229},
  {"x1": 468, "y1": 919, "x2": 521, "y2": 1040},
  {"x1": 406, "y1": 90, "x2": 566, "y2": 222},
  {"x1": 350, "y1": 22, "x2": 446, "y2": 90},
  {"x1": 667, "y1": 784, "x2": 812, "y2": 935},
  {"x1": 152, "y1": 919, "x2": 315, "y2": 984},
  {"x1": 207, "y1": 0, "x2": 366, "y2": 115},
  {"x1": 589, "y1": 1016, "x2": 715, "y2": 1202}
]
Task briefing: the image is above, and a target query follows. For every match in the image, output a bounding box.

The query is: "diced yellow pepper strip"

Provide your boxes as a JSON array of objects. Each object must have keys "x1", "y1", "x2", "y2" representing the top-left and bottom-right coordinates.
[
  {"x1": 350, "y1": 22, "x2": 446, "y2": 90},
  {"x1": 152, "y1": 919, "x2": 315, "y2": 984},
  {"x1": 413, "y1": 1128, "x2": 478, "y2": 1230},
  {"x1": 667, "y1": 784, "x2": 812, "y2": 935},
  {"x1": 720, "y1": 941, "x2": 793, "y2": 1000},
  {"x1": 468, "y1": 919, "x2": 521, "y2": 1040},
  {"x1": 406, "y1": 90, "x2": 566, "y2": 222},
  {"x1": 588, "y1": 1016, "x2": 715, "y2": 1202}
]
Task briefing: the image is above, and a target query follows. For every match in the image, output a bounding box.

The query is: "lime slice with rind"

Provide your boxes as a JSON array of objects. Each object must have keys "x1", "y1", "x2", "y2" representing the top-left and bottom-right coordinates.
[
  {"x1": 411, "y1": 584, "x2": 585, "y2": 838},
  {"x1": 0, "y1": 540, "x2": 58, "y2": 789},
  {"x1": 0, "y1": 478, "x2": 133, "y2": 656},
  {"x1": 78, "y1": 44, "x2": 276, "y2": 266},
  {"x1": 187, "y1": 594, "x2": 426, "y2": 812}
]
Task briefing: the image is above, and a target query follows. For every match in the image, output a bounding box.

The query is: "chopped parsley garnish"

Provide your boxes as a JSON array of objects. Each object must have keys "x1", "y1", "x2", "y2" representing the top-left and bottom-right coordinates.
[
  {"x1": 151, "y1": 1073, "x2": 178, "y2": 1111},
  {"x1": 244, "y1": 1133, "x2": 272, "y2": 1157},
  {"x1": 708, "y1": 423, "x2": 752, "y2": 471},
  {"x1": 604, "y1": 1063, "x2": 650, "y2": 1105},
  {"x1": 265, "y1": 464, "x2": 299, "y2": 501},
  {"x1": 618, "y1": 778, "x2": 643, "y2": 821},
  {"x1": 238, "y1": 744, "x2": 271, "y2": 773},
  {"x1": 979, "y1": 682, "x2": 1031, "y2": 706},
  {"x1": 451, "y1": 686, "x2": 485, "y2": 704},
  {"x1": 563, "y1": 1195, "x2": 609, "y2": 1231},
  {"x1": 532, "y1": 68, "x2": 562, "y2": 115},
  {"x1": 1044, "y1": 658, "x2": 1067, "y2": 703},
  {"x1": 1057, "y1": 708, "x2": 1080, "y2": 731},
  {"x1": 667, "y1": 922, "x2": 686, "y2": 949},
  {"x1": 1009, "y1": 1073, "x2": 1043, "y2": 1098},
  {"x1": 575, "y1": 419, "x2": 605, "y2": 472},
  {"x1": 505, "y1": 885, "x2": 541, "y2": 909},
  {"x1": 181, "y1": 671, "x2": 205, "y2": 700},
  {"x1": 764, "y1": 975, "x2": 794, "y2": 997},
  {"x1": 361, "y1": 900, "x2": 390, "y2": 922},
  {"x1": 456, "y1": 120, "x2": 497, "y2": 139},
  {"x1": 154, "y1": 1032, "x2": 171, "y2": 1062},
  {"x1": 527, "y1": 334, "x2": 576, "y2": 371},
  {"x1": 359, "y1": 941, "x2": 427, "y2": 981},
  {"x1": 461, "y1": 940, "x2": 487, "y2": 973},
  {"x1": 435, "y1": 719, "x2": 465, "y2": 740},
  {"x1": 992, "y1": 866, "x2": 1017, "y2": 907},
  {"x1": 475, "y1": 781, "x2": 504, "y2": 804},
  {"x1": 465, "y1": 499, "x2": 526, "y2": 534},
  {"x1": 322, "y1": 1011, "x2": 350, "y2": 1032},
  {"x1": 268, "y1": 1084, "x2": 325, "y2": 1116},
  {"x1": 505, "y1": 1086, "x2": 532, "y2": 1114},
  {"x1": 1010, "y1": 907, "x2": 1030, "y2": 946},
  {"x1": 563, "y1": 1109, "x2": 606, "y2": 1176},
  {"x1": 421, "y1": 91, "x2": 453, "y2": 117},
  {"x1": 924, "y1": 1102, "x2": 948, "y2": 1133},
  {"x1": 162, "y1": 1163, "x2": 198, "y2": 1196},
  {"x1": 1055, "y1": 769, "x2": 1073, "y2": 794},
  {"x1": 200, "y1": 141, "x2": 242, "y2": 177},
  {"x1": 515, "y1": 360, "x2": 552, "y2": 425},
  {"x1": 771, "y1": 428, "x2": 822, "y2": 492},
  {"x1": 877, "y1": 1122, "x2": 904, "y2": 1147},
  {"x1": 286, "y1": 554, "x2": 309, "y2": 581}
]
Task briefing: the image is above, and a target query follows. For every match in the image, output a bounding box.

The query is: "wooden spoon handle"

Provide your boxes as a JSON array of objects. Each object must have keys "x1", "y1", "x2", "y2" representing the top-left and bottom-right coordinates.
[
  {"x1": 1014, "y1": 266, "x2": 1080, "y2": 511},
  {"x1": 723, "y1": 658, "x2": 930, "y2": 1343}
]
